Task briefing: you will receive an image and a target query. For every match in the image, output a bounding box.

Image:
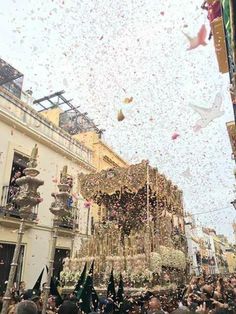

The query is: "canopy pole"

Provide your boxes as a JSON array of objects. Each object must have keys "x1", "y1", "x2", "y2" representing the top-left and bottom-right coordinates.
[
  {"x1": 146, "y1": 161, "x2": 151, "y2": 266},
  {"x1": 147, "y1": 161, "x2": 150, "y2": 225}
]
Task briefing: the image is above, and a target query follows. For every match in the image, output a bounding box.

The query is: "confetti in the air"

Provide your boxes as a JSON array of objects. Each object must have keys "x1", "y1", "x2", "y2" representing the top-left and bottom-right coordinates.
[
  {"x1": 190, "y1": 92, "x2": 224, "y2": 131},
  {"x1": 123, "y1": 97, "x2": 133, "y2": 104},
  {"x1": 117, "y1": 109, "x2": 125, "y2": 121},
  {"x1": 171, "y1": 132, "x2": 180, "y2": 140},
  {"x1": 181, "y1": 167, "x2": 192, "y2": 179},
  {"x1": 183, "y1": 24, "x2": 207, "y2": 50},
  {"x1": 0, "y1": 0, "x2": 234, "y2": 243}
]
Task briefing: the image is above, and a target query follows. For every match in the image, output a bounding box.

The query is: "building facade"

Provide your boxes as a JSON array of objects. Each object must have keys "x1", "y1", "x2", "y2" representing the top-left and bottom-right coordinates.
[
  {"x1": 185, "y1": 213, "x2": 235, "y2": 276},
  {"x1": 0, "y1": 59, "x2": 127, "y2": 290},
  {"x1": 0, "y1": 85, "x2": 94, "y2": 290},
  {"x1": 184, "y1": 214, "x2": 230, "y2": 276},
  {"x1": 39, "y1": 106, "x2": 128, "y2": 223},
  {"x1": 39, "y1": 107, "x2": 128, "y2": 171}
]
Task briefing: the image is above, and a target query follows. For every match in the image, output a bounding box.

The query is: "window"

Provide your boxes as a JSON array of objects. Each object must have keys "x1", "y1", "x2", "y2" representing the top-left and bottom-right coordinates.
[
  {"x1": 0, "y1": 243, "x2": 24, "y2": 290},
  {"x1": 7, "y1": 152, "x2": 29, "y2": 209}
]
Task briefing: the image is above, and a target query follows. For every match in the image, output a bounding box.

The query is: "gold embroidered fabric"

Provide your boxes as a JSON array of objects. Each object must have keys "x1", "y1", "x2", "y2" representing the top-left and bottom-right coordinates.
[{"x1": 78, "y1": 160, "x2": 183, "y2": 213}]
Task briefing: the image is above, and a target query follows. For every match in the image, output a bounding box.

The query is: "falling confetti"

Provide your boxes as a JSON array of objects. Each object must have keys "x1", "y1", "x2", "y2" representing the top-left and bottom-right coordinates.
[
  {"x1": 63, "y1": 78, "x2": 68, "y2": 87},
  {"x1": 183, "y1": 24, "x2": 207, "y2": 50},
  {"x1": 190, "y1": 92, "x2": 224, "y2": 131},
  {"x1": 171, "y1": 132, "x2": 180, "y2": 140},
  {"x1": 0, "y1": 0, "x2": 234, "y2": 244},
  {"x1": 72, "y1": 192, "x2": 79, "y2": 200},
  {"x1": 123, "y1": 97, "x2": 133, "y2": 104},
  {"x1": 117, "y1": 109, "x2": 125, "y2": 121},
  {"x1": 84, "y1": 200, "x2": 92, "y2": 208},
  {"x1": 181, "y1": 167, "x2": 192, "y2": 179}
]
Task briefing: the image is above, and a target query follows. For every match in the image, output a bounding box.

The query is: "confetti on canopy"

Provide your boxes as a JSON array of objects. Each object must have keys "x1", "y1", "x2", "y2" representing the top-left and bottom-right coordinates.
[{"x1": 183, "y1": 24, "x2": 207, "y2": 50}]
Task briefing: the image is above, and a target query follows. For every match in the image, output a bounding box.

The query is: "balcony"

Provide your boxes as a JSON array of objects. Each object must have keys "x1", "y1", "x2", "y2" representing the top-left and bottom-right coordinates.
[
  {"x1": 59, "y1": 218, "x2": 74, "y2": 230},
  {"x1": 0, "y1": 87, "x2": 93, "y2": 168},
  {"x1": 0, "y1": 58, "x2": 24, "y2": 98},
  {"x1": 0, "y1": 185, "x2": 38, "y2": 228},
  {"x1": 57, "y1": 210, "x2": 80, "y2": 236}
]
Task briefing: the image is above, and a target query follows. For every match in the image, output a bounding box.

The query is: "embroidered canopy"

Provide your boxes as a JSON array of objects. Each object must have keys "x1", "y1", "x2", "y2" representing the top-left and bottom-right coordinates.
[{"x1": 78, "y1": 160, "x2": 183, "y2": 214}]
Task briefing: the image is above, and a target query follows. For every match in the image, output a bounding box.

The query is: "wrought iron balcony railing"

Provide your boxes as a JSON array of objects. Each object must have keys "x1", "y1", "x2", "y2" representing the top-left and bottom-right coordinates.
[{"x1": 58, "y1": 218, "x2": 74, "y2": 230}]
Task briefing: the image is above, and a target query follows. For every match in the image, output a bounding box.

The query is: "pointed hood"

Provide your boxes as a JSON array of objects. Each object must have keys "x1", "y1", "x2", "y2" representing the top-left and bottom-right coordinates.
[
  {"x1": 115, "y1": 274, "x2": 124, "y2": 313},
  {"x1": 107, "y1": 269, "x2": 116, "y2": 301},
  {"x1": 46, "y1": 264, "x2": 63, "y2": 306},
  {"x1": 74, "y1": 262, "x2": 87, "y2": 299},
  {"x1": 79, "y1": 260, "x2": 96, "y2": 313},
  {"x1": 74, "y1": 262, "x2": 87, "y2": 293},
  {"x1": 32, "y1": 267, "x2": 44, "y2": 291}
]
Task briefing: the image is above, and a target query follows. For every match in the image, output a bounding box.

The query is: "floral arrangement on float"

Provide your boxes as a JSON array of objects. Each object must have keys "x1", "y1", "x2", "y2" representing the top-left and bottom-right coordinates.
[
  {"x1": 129, "y1": 268, "x2": 153, "y2": 286},
  {"x1": 159, "y1": 246, "x2": 186, "y2": 269},
  {"x1": 126, "y1": 254, "x2": 147, "y2": 273},
  {"x1": 60, "y1": 247, "x2": 186, "y2": 288},
  {"x1": 150, "y1": 252, "x2": 162, "y2": 274},
  {"x1": 60, "y1": 270, "x2": 75, "y2": 286}
]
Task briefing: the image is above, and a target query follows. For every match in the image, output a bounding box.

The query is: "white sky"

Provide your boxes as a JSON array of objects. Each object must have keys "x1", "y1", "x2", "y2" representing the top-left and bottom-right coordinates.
[{"x1": 1, "y1": 0, "x2": 236, "y2": 241}]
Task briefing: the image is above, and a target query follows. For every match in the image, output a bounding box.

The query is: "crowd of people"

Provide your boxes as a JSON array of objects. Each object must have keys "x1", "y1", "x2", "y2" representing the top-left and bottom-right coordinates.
[{"x1": 1, "y1": 273, "x2": 236, "y2": 313}]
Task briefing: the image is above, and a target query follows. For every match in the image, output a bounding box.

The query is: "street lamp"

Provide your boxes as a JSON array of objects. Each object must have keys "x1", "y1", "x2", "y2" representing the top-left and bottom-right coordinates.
[
  {"x1": 231, "y1": 199, "x2": 236, "y2": 210},
  {"x1": 41, "y1": 165, "x2": 71, "y2": 314},
  {"x1": 1, "y1": 145, "x2": 44, "y2": 314}
]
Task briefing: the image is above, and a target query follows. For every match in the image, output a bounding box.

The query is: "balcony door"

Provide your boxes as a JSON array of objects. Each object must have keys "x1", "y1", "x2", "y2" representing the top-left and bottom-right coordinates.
[{"x1": 0, "y1": 243, "x2": 24, "y2": 291}]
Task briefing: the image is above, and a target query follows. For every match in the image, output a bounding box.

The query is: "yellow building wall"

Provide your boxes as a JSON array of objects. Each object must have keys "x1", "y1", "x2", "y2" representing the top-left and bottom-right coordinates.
[
  {"x1": 37, "y1": 109, "x2": 128, "y2": 223},
  {"x1": 225, "y1": 252, "x2": 236, "y2": 273},
  {"x1": 39, "y1": 109, "x2": 128, "y2": 171},
  {"x1": 40, "y1": 107, "x2": 62, "y2": 126},
  {"x1": 74, "y1": 132, "x2": 128, "y2": 171},
  {"x1": 74, "y1": 131, "x2": 99, "y2": 151}
]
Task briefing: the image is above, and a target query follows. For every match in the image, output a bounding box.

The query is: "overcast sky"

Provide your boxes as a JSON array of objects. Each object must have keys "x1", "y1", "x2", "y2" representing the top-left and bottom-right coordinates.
[{"x1": 1, "y1": 0, "x2": 236, "y2": 241}]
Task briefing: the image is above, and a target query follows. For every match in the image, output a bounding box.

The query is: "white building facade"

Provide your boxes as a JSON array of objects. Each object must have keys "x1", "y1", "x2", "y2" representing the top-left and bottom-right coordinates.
[
  {"x1": 0, "y1": 84, "x2": 95, "y2": 289},
  {"x1": 185, "y1": 214, "x2": 219, "y2": 276}
]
